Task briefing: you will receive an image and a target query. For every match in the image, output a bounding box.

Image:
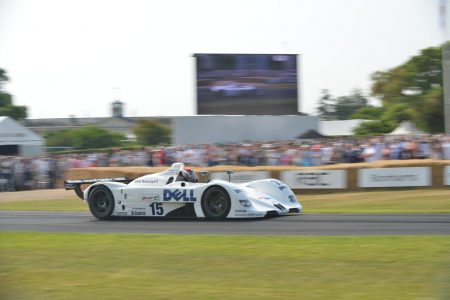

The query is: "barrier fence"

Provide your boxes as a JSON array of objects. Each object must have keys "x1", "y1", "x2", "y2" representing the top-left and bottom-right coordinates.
[{"x1": 65, "y1": 160, "x2": 450, "y2": 193}]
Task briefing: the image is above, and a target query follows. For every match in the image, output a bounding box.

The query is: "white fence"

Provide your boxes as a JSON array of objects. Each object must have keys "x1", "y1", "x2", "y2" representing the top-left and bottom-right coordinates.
[{"x1": 210, "y1": 171, "x2": 270, "y2": 183}]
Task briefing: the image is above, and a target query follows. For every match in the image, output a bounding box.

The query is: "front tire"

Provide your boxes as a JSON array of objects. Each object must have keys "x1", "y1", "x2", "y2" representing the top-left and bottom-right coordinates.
[
  {"x1": 88, "y1": 185, "x2": 115, "y2": 220},
  {"x1": 201, "y1": 186, "x2": 231, "y2": 220}
]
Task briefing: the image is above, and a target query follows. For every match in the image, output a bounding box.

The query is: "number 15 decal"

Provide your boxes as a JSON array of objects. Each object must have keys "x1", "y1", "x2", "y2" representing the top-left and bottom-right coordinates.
[{"x1": 149, "y1": 203, "x2": 164, "y2": 216}]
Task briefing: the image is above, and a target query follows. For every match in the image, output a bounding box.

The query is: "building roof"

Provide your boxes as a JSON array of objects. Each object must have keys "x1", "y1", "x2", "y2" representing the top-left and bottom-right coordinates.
[
  {"x1": 297, "y1": 129, "x2": 326, "y2": 139},
  {"x1": 0, "y1": 116, "x2": 44, "y2": 145},
  {"x1": 319, "y1": 119, "x2": 368, "y2": 136},
  {"x1": 388, "y1": 121, "x2": 423, "y2": 135}
]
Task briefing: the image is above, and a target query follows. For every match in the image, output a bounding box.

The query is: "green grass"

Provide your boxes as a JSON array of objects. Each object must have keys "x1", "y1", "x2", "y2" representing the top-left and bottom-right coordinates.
[
  {"x1": 1, "y1": 189, "x2": 450, "y2": 213},
  {"x1": 0, "y1": 232, "x2": 449, "y2": 299},
  {"x1": 301, "y1": 189, "x2": 450, "y2": 213},
  {"x1": 0, "y1": 199, "x2": 88, "y2": 212}
]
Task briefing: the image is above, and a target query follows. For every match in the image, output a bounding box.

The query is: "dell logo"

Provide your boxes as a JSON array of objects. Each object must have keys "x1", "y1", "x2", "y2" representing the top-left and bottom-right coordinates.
[{"x1": 163, "y1": 189, "x2": 197, "y2": 202}]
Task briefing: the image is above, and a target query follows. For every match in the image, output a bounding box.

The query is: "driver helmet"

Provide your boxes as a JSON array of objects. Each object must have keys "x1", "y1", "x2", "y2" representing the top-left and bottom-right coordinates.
[{"x1": 181, "y1": 167, "x2": 198, "y2": 182}]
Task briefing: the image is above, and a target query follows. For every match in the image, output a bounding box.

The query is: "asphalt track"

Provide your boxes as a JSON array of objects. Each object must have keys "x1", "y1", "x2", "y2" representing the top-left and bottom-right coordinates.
[{"x1": 1, "y1": 211, "x2": 449, "y2": 235}]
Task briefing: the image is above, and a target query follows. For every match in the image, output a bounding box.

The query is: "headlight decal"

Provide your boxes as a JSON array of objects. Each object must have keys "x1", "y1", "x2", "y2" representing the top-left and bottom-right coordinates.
[{"x1": 239, "y1": 199, "x2": 252, "y2": 207}]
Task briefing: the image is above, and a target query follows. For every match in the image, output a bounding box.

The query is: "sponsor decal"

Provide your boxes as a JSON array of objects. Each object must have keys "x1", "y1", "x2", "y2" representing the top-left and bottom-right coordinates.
[
  {"x1": 117, "y1": 212, "x2": 128, "y2": 216},
  {"x1": 270, "y1": 179, "x2": 287, "y2": 190},
  {"x1": 370, "y1": 174, "x2": 418, "y2": 182},
  {"x1": 281, "y1": 170, "x2": 347, "y2": 189},
  {"x1": 141, "y1": 194, "x2": 160, "y2": 201},
  {"x1": 444, "y1": 166, "x2": 450, "y2": 185},
  {"x1": 296, "y1": 172, "x2": 330, "y2": 186},
  {"x1": 358, "y1": 167, "x2": 431, "y2": 187},
  {"x1": 134, "y1": 179, "x2": 159, "y2": 184},
  {"x1": 163, "y1": 189, "x2": 197, "y2": 202},
  {"x1": 65, "y1": 177, "x2": 128, "y2": 184},
  {"x1": 236, "y1": 213, "x2": 261, "y2": 217},
  {"x1": 131, "y1": 211, "x2": 146, "y2": 216}
]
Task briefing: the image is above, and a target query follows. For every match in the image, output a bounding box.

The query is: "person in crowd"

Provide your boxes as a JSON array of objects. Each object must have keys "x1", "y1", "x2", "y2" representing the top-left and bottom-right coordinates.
[
  {"x1": 361, "y1": 142, "x2": 376, "y2": 163},
  {"x1": 442, "y1": 136, "x2": 450, "y2": 160},
  {"x1": 1, "y1": 133, "x2": 449, "y2": 192}
]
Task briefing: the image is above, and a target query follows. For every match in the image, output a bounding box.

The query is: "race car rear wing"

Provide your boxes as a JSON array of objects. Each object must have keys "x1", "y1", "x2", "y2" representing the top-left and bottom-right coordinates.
[{"x1": 64, "y1": 177, "x2": 131, "y2": 199}]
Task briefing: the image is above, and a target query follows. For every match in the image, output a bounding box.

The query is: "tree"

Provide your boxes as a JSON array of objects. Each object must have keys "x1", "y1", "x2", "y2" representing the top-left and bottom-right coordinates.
[
  {"x1": 353, "y1": 120, "x2": 394, "y2": 136},
  {"x1": 421, "y1": 87, "x2": 444, "y2": 133},
  {"x1": 353, "y1": 43, "x2": 446, "y2": 135},
  {"x1": 316, "y1": 89, "x2": 368, "y2": 120},
  {"x1": 370, "y1": 45, "x2": 444, "y2": 132},
  {"x1": 316, "y1": 89, "x2": 335, "y2": 120},
  {"x1": 0, "y1": 68, "x2": 27, "y2": 120},
  {"x1": 133, "y1": 119, "x2": 171, "y2": 146},
  {"x1": 334, "y1": 89, "x2": 368, "y2": 120},
  {"x1": 72, "y1": 126, "x2": 125, "y2": 149},
  {"x1": 382, "y1": 103, "x2": 417, "y2": 125},
  {"x1": 45, "y1": 126, "x2": 125, "y2": 149},
  {"x1": 0, "y1": 69, "x2": 9, "y2": 87},
  {"x1": 351, "y1": 106, "x2": 384, "y2": 120}
]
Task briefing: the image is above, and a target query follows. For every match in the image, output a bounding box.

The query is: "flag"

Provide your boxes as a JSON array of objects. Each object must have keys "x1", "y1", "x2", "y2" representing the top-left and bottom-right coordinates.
[{"x1": 439, "y1": 0, "x2": 448, "y2": 35}]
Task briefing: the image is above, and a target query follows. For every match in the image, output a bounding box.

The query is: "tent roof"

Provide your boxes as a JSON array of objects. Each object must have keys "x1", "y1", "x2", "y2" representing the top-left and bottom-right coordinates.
[
  {"x1": 388, "y1": 121, "x2": 423, "y2": 135},
  {"x1": 0, "y1": 116, "x2": 44, "y2": 145},
  {"x1": 297, "y1": 129, "x2": 326, "y2": 139}
]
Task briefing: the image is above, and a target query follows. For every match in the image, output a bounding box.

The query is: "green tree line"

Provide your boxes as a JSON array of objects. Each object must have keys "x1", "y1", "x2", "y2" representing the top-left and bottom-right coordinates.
[
  {"x1": 0, "y1": 68, "x2": 27, "y2": 120},
  {"x1": 317, "y1": 43, "x2": 446, "y2": 135},
  {"x1": 45, "y1": 120, "x2": 170, "y2": 150}
]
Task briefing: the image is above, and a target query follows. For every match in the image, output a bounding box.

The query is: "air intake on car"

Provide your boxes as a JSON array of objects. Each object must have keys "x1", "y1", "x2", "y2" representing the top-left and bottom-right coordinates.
[{"x1": 274, "y1": 204, "x2": 286, "y2": 211}]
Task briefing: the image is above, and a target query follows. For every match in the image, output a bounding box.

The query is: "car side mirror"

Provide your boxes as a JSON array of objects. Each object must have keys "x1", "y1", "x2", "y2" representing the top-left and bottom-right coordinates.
[
  {"x1": 200, "y1": 170, "x2": 210, "y2": 183},
  {"x1": 226, "y1": 170, "x2": 234, "y2": 182}
]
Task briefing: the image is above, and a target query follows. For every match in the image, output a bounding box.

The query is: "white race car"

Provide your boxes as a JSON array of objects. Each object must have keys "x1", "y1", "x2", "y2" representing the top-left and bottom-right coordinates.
[
  {"x1": 209, "y1": 83, "x2": 263, "y2": 97},
  {"x1": 64, "y1": 163, "x2": 302, "y2": 220}
]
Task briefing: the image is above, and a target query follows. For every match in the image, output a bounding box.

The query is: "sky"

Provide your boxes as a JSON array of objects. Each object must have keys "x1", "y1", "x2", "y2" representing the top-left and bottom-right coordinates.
[{"x1": 0, "y1": 0, "x2": 447, "y2": 119}]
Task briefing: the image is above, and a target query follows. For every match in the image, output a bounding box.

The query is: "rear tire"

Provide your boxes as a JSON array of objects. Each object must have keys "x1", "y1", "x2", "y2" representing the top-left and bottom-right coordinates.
[
  {"x1": 201, "y1": 186, "x2": 231, "y2": 220},
  {"x1": 88, "y1": 185, "x2": 115, "y2": 220}
]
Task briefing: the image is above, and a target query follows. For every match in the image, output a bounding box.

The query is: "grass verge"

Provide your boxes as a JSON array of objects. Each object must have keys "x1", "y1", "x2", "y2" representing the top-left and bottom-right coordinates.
[
  {"x1": 0, "y1": 232, "x2": 449, "y2": 300},
  {"x1": 1, "y1": 189, "x2": 450, "y2": 213},
  {"x1": 301, "y1": 189, "x2": 450, "y2": 213},
  {"x1": 0, "y1": 198, "x2": 88, "y2": 212}
]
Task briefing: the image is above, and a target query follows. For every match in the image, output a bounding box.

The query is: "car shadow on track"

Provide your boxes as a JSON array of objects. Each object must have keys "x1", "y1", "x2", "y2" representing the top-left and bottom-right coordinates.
[{"x1": 102, "y1": 214, "x2": 297, "y2": 223}]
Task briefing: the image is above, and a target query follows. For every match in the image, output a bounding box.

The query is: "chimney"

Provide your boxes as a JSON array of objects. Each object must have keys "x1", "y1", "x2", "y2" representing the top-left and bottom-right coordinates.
[{"x1": 112, "y1": 100, "x2": 124, "y2": 118}]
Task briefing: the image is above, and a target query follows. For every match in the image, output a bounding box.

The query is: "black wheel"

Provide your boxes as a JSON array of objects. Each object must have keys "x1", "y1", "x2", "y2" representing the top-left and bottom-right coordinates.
[
  {"x1": 201, "y1": 186, "x2": 231, "y2": 220},
  {"x1": 88, "y1": 185, "x2": 115, "y2": 220}
]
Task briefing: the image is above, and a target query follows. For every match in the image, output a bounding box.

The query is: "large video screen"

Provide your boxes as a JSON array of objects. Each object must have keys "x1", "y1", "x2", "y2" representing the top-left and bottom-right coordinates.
[{"x1": 195, "y1": 54, "x2": 299, "y2": 115}]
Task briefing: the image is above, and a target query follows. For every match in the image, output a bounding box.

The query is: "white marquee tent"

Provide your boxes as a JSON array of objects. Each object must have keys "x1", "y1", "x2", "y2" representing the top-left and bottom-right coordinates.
[
  {"x1": 388, "y1": 121, "x2": 423, "y2": 135},
  {"x1": 0, "y1": 116, "x2": 44, "y2": 156}
]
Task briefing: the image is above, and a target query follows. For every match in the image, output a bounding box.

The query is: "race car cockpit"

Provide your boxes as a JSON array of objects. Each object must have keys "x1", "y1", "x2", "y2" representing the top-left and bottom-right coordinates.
[{"x1": 177, "y1": 167, "x2": 198, "y2": 183}]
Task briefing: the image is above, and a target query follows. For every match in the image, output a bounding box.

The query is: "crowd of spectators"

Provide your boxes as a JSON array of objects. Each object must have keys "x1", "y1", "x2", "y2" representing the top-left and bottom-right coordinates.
[{"x1": 1, "y1": 134, "x2": 450, "y2": 191}]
